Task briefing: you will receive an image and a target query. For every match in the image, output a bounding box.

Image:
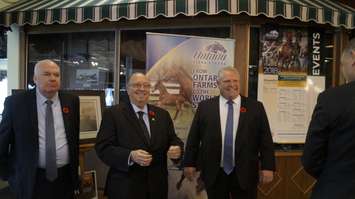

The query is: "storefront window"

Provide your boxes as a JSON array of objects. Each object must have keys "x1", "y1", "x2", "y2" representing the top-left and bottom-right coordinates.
[
  {"x1": 27, "y1": 31, "x2": 115, "y2": 105},
  {"x1": 119, "y1": 27, "x2": 230, "y2": 102},
  {"x1": 0, "y1": 31, "x2": 7, "y2": 118}
]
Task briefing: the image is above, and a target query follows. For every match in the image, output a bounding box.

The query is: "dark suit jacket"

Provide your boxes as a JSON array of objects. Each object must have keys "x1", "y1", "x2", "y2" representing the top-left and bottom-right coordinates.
[
  {"x1": 95, "y1": 101, "x2": 183, "y2": 199},
  {"x1": 184, "y1": 96, "x2": 275, "y2": 190},
  {"x1": 0, "y1": 90, "x2": 80, "y2": 199},
  {"x1": 302, "y1": 81, "x2": 355, "y2": 199}
]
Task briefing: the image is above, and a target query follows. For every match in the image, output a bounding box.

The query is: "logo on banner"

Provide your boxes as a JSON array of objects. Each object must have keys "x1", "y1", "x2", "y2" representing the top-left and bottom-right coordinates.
[{"x1": 193, "y1": 42, "x2": 227, "y2": 65}]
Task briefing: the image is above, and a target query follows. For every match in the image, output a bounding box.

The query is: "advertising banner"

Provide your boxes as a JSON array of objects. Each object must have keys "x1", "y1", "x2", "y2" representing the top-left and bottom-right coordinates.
[{"x1": 146, "y1": 32, "x2": 235, "y2": 199}]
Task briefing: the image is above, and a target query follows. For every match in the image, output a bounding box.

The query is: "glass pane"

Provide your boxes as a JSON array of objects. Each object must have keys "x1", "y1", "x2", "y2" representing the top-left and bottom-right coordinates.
[
  {"x1": 119, "y1": 27, "x2": 230, "y2": 102},
  {"x1": 27, "y1": 32, "x2": 115, "y2": 106},
  {"x1": 0, "y1": 32, "x2": 7, "y2": 118}
]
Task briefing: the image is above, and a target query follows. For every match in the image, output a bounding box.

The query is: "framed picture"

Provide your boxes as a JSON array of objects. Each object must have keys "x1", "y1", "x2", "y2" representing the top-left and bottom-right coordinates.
[
  {"x1": 66, "y1": 90, "x2": 105, "y2": 143},
  {"x1": 11, "y1": 89, "x2": 105, "y2": 143}
]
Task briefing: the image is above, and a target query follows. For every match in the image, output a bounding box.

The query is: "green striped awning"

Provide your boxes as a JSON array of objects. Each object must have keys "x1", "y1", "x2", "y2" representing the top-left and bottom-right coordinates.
[{"x1": 0, "y1": 0, "x2": 354, "y2": 29}]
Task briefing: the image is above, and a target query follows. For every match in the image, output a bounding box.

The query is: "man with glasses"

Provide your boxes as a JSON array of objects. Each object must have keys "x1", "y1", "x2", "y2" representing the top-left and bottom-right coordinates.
[
  {"x1": 95, "y1": 73, "x2": 183, "y2": 199},
  {"x1": 302, "y1": 39, "x2": 355, "y2": 199}
]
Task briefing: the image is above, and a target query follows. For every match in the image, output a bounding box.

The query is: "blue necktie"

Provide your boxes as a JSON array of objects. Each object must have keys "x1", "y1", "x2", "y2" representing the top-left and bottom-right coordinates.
[
  {"x1": 223, "y1": 100, "x2": 234, "y2": 174},
  {"x1": 45, "y1": 100, "x2": 57, "y2": 181}
]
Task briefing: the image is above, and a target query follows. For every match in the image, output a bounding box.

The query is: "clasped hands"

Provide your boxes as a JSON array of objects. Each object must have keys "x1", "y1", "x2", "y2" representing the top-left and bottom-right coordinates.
[{"x1": 131, "y1": 145, "x2": 181, "y2": 167}]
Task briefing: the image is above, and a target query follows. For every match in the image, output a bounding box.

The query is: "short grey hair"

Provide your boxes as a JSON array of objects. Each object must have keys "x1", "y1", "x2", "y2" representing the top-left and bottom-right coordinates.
[
  {"x1": 217, "y1": 67, "x2": 240, "y2": 81},
  {"x1": 34, "y1": 59, "x2": 59, "y2": 76},
  {"x1": 341, "y1": 38, "x2": 355, "y2": 82}
]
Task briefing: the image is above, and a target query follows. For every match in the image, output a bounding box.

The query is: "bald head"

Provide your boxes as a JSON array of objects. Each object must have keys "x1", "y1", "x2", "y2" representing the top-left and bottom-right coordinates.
[
  {"x1": 127, "y1": 73, "x2": 149, "y2": 86},
  {"x1": 127, "y1": 73, "x2": 151, "y2": 108},
  {"x1": 33, "y1": 59, "x2": 61, "y2": 99},
  {"x1": 341, "y1": 38, "x2": 355, "y2": 83},
  {"x1": 34, "y1": 59, "x2": 59, "y2": 76}
]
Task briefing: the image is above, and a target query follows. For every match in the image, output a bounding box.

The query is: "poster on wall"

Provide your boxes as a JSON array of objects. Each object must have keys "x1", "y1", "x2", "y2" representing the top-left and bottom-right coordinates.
[
  {"x1": 146, "y1": 32, "x2": 235, "y2": 199},
  {"x1": 76, "y1": 69, "x2": 99, "y2": 88},
  {"x1": 258, "y1": 25, "x2": 325, "y2": 143}
]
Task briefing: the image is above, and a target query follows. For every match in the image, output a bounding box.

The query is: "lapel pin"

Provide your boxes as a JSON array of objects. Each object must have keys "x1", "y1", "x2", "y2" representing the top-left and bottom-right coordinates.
[
  {"x1": 63, "y1": 106, "x2": 70, "y2": 114},
  {"x1": 148, "y1": 110, "x2": 156, "y2": 121},
  {"x1": 240, "y1": 107, "x2": 247, "y2": 113}
]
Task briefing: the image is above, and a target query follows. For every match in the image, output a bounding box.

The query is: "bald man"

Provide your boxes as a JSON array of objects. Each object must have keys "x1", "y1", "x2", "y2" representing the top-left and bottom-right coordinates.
[
  {"x1": 302, "y1": 39, "x2": 355, "y2": 199},
  {"x1": 0, "y1": 60, "x2": 80, "y2": 199},
  {"x1": 95, "y1": 73, "x2": 183, "y2": 199}
]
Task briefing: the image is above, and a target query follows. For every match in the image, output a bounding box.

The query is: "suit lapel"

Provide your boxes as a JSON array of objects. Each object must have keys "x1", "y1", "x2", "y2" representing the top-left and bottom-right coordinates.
[
  {"x1": 212, "y1": 97, "x2": 222, "y2": 147},
  {"x1": 58, "y1": 93, "x2": 73, "y2": 145},
  {"x1": 147, "y1": 105, "x2": 157, "y2": 147},
  {"x1": 236, "y1": 96, "x2": 247, "y2": 156},
  {"x1": 122, "y1": 102, "x2": 150, "y2": 146},
  {"x1": 28, "y1": 90, "x2": 39, "y2": 161}
]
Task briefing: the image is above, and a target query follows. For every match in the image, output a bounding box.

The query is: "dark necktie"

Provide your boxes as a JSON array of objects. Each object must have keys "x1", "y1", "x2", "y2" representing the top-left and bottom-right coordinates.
[
  {"x1": 45, "y1": 100, "x2": 57, "y2": 181},
  {"x1": 223, "y1": 100, "x2": 234, "y2": 174},
  {"x1": 137, "y1": 111, "x2": 150, "y2": 145}
]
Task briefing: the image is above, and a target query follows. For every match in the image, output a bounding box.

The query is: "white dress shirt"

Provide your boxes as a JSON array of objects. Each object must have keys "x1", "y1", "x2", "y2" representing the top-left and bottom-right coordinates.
[
  {"x1": 131, "y1": 103, "x2": 151, "y2": 135},
  {"x1": 36, "y1": 89, "x2": 69, "y2": 168},
  {"x1": 219, "y1": 95, "x2": 241, "y2": 167}
]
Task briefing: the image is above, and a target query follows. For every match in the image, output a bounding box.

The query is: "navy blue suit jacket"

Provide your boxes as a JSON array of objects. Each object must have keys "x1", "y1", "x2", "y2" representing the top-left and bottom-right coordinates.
[
  {"x1": 302, "y1": 81, "x2": 355, "y2": 199},
  {"x1": 184, "y1": 96, "x2": 275, "y2": 190},
  {"x1": 0, "y1": 90, "x2": 80, "y2": 199}
]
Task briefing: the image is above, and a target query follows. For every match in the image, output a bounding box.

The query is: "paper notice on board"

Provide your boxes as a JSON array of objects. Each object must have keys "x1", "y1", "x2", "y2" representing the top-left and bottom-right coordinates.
[{"x1": 258, "y1": 74, "x2": 325, "y2": 143}]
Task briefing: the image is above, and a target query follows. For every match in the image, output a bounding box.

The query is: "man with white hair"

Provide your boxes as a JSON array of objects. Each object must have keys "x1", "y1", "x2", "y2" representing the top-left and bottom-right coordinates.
[
  {"x1": 0, "y1": 59, "x2": 80, "y2": 199},
  {"x1": 95, "y1": 73, "x2": 183, "y2": 199},
  {"x1": 302, "y1": 38, "x2": 355, "y2": 199}
]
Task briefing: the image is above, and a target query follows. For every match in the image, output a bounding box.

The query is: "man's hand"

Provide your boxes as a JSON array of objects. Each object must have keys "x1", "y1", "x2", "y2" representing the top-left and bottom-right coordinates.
[
  {"x1": 131, "y1": 149, "x2": 152, "y2": 167},
  {"x1": 167, "y1": 145, "x2": 181, "y2": 159},
  {"x1": 259, "y1": 170, "x2": 274, "y2": 184},
  {"x1": 183, "y1": 167, "x2": 197, "y2": 182}
]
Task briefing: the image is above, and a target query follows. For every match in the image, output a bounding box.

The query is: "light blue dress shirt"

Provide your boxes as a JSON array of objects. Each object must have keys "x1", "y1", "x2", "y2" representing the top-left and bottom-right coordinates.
[{"x1": 36, "y1": 89, "x2": 69, "y2": 168}]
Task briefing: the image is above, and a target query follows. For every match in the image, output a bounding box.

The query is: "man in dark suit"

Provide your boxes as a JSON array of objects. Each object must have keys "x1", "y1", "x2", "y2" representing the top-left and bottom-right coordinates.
[
  {"x1": 302, "y1": 39, "x2": 355, "y2": 199},
  {"x1": 95, "y1": 73, "x2": 183, "y2": 199},
  {"x1": 0, "y1": 59, "x2": 80, "y2": 199},
  {"x1": 183, "y1": 67, "x2": 275, "y2": 199}
]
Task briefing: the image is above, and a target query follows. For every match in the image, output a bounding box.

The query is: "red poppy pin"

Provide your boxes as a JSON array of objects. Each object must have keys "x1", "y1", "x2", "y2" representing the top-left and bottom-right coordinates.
[
  {"x1": 148, "y1": 110, "x2": 156, "y2": 121},
  {"x1": 240, "y1": 107, "x2": 247, "y2": 113},
  {"x1": 62, "y1": 107, "x2": 70, "y2": 114}
]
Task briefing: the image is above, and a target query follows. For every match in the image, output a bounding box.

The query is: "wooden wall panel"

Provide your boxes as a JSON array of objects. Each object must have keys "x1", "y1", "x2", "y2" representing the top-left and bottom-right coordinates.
[
  {"x1": 258, "y1": 151, "x2": 315, "y2": 199},
  {"x1": 231, "y1": 23, "x2": 250, "y2": 97}
]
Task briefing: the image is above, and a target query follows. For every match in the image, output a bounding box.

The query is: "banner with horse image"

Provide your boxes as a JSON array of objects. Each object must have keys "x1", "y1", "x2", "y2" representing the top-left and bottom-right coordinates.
[
  {"x1": 258, "y1": 26, "x2": 325, "y2": 143},
  {"x1": 146, "y1": 32, "x2": 235, "y2": 199}
]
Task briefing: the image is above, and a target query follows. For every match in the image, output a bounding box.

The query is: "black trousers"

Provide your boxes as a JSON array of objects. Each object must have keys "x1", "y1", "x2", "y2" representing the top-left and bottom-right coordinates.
[
  {"x1": 32, "y1": 165, "x2": 74, "y2": 199},
  {"x1": 206, "y1": 168, "x2": 257, "y2": 199}
]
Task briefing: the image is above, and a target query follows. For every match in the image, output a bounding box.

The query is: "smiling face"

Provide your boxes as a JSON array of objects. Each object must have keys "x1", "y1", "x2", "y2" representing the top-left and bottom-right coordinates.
[
  {"x1": 217, "y1": 68, "x2": 240, "y2": 100},
  {"x1": 33, "y1": 60, "x2": 61, "y2": 99},
  {"x1": 127, "y1": 73, "x2": 151, "y2": 109}
]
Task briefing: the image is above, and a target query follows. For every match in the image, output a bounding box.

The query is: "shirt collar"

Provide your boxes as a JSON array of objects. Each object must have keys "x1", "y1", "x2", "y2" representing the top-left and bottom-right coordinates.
[
  {"x1": 131, "y1": 102, "x2": 148, "y2": 115},
  {"x1": 36, "y1": 88, "x2": 59, "y2": 105},
  {"x1": 220, "y1": 95, "x2": 241, "y2": 105}
]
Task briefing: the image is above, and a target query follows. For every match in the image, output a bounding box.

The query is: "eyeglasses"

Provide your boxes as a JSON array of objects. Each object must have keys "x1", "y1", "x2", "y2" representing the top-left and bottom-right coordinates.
[{"x1": 130, "y1": 83, "x2": 151, "y2": 89}]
